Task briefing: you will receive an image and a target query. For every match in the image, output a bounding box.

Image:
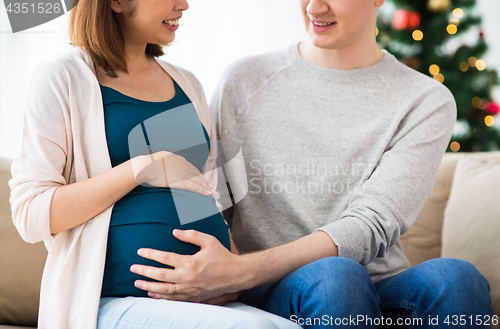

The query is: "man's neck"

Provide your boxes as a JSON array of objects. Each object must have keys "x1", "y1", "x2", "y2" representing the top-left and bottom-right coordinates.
[{"x1": 298, "y1": 40, "x2": 384, "y2": 71}]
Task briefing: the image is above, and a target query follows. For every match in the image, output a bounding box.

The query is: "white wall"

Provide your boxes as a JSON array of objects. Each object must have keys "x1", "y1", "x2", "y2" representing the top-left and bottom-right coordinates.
[
  {"x1": 0, "y1": 0, "x2": 499, "y2": 159},
  {"x1": 0, "y1": 0, "x2": 306, "y2": 159},
  {"x1": 160, "y1": 1, "x2": 307, "y2": 100}
]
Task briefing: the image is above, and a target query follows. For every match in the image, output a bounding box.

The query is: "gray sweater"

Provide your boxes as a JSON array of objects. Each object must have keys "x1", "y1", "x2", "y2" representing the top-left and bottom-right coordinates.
[{"x1": 210, "y1": 44, "x2": 456, "y2": 283}]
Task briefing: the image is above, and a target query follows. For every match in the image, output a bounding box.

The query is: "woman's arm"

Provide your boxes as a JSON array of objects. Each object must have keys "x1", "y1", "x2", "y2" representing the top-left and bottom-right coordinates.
[
  {"x1": 10, "y1": 59, "x2": 213, "y2": 243},
  {"x1": 49, "y1": 159, "x2": 137, "y2": 235},
  {"x1": 50, "y1": 152, "x2": 213, "y2": 235}
]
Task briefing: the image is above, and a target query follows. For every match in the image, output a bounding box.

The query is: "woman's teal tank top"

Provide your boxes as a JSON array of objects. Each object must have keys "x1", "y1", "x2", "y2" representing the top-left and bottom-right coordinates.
[{"x1": 100, "y1": 80, "x2": 230, "y2": 298}]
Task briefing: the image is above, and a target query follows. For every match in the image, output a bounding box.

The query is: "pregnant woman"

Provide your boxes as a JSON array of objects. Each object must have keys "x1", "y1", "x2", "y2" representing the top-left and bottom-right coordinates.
[{"x1": 8, "y1": 0, "x2": 299, "y2": 328}]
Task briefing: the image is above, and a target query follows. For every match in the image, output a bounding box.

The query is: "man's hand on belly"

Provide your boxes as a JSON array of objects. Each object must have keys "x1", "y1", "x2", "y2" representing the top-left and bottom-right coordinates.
[
  {"x1": 130, "y1": 228, "x2": 338, "y2": 303},
  {"x1": 130, "y1": 229, "x2": 250, "y2": 303}
]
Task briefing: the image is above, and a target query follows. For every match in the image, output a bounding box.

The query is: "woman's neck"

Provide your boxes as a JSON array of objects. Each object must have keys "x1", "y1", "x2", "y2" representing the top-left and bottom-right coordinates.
[{"x1": 124, "y1": 42, "x2": 154, "y2": 75}]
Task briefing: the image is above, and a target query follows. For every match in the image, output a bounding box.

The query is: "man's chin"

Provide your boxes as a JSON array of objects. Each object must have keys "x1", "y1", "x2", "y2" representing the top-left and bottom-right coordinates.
[{"x1": 310, "y1": 39, "x2": 343, "y2": 51}]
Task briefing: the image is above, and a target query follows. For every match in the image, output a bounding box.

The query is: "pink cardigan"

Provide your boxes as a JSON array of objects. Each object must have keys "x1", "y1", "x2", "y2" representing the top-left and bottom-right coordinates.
[{"x1": 9, "y1": 47, "x2": 221, "y2": 329}]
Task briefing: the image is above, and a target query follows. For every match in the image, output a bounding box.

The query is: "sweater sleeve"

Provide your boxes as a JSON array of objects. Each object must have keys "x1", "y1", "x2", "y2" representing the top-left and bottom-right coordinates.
[
  {"x1": 8, "y1": 62, "x2": 70, "y2": 244},
  {"x1": 315, "y1": 86, "x2": 457, "y2": 265}
]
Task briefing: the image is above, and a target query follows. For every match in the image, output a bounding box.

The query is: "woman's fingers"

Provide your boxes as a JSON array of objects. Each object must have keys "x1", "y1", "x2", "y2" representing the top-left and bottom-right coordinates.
[
  {"x1": 135, "y1": 152, "x2": 214, "y2": 195},
  {"x1": 172, "y1": 179, "x2": 213, "y2": 196},
  {"x1": 178, "y1": 160, "x2": 213, "y2": 190},
  {"x1": 187, "y1": 175, "x2": 213, "y2": 193},
  {"x1": 160, "y1": 154, "x2": 211, "y2": 187}
]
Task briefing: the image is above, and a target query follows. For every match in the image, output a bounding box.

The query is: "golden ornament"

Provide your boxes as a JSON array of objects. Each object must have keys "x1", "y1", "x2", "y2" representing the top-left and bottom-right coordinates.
[{"x1": 427, "y1": 0, "x2": 452, "y2": 13}]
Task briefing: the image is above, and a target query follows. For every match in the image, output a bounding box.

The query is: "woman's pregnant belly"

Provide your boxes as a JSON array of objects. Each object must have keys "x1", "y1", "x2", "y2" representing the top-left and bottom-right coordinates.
[{"x1": 101, "y1": 186, "x2": 230, "y2": 298}]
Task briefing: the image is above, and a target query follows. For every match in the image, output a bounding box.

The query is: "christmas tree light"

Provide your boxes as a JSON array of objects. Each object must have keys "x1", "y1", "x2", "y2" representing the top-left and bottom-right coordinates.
[{"x1": 377, "y1": 0, "x2": 500, "y2": 152}]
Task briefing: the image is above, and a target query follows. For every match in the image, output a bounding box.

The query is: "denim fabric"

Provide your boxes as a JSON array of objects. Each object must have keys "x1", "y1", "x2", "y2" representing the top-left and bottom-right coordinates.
[{"x1": 237, "y1": 257, "x2": 494, "y2": 328}]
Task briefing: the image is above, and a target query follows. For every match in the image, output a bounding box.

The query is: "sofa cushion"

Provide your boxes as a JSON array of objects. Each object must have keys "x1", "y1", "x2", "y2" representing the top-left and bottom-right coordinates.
[
  {"x1": 0, "y1": 157, "x2": 47, "y2": 327},
  {"x1": 401, "y1": 151, "x2": 500, "y2": 267},
  {"x1": 441, "y1": 155, "x2": 500, "y2": 316}
]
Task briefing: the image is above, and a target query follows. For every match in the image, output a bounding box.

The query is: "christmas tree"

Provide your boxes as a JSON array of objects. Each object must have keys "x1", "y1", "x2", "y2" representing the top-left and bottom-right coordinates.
[{"x1": 377, "y1": 0, "x2": 500, "y2": 152}]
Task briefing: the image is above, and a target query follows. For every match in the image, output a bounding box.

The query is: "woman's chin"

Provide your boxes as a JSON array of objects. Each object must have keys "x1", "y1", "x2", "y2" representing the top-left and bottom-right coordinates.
[
  {"x1": 152, "y1": 33, "x2": 176, "y2": 46},
  {"x1": 152, "y1": 37, "x2": 175, "y2": 47}
]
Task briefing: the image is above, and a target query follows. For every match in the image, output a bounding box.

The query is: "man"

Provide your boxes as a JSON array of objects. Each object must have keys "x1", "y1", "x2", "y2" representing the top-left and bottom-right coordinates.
[{"x1": 131, "y1": 0, "x2": 493, "y2": 327}]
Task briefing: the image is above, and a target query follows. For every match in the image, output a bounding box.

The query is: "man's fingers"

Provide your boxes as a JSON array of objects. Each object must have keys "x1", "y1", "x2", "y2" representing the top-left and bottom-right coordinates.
[
  {"x1": 172, "y1": 229, "x2": 217, "y2": 248},
  {"x1": 133, "y1": 279, "x2": 178, "y2": 294},
  {"x1": 130, "y1": 264, "x2": 180, "y2": 284},
  {"x1": 202, "y1": 293, "x2": 238, "y2": 306},
  {"x1": 147, "y1": 292, "x2": 174, "y2": 300},
  {"x1": 135, "y1": 248, "x2": 184, "y2": 267},
  {"x1": 147, "y1": 290, "x2": 200, "y2": 302}
]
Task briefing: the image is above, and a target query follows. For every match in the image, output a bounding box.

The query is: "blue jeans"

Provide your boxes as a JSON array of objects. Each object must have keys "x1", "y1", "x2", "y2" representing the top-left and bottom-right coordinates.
[{"x1": 237, "y1": 257, "x2": 495, "y2": 328}]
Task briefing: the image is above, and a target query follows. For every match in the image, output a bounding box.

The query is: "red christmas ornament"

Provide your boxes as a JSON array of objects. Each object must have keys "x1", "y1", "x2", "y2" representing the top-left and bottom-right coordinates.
[
  {"x1": 408, "y1": 12, "x2": 421, "y2": 30},
  {"x1": 392, "y1": 10, "x2": 421, "y2": 30},
  {"x1": 485, "y1": 102, "x2": 499, "y2": 115},
  {"x1": 480, "y1": 30, "x2": 484, "y2": 38}
]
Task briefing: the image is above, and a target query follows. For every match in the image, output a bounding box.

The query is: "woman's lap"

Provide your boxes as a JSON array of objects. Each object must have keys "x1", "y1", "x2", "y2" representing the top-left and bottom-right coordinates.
[{"x1": 97, "y1": 297, "x2": 301, "y2": 329}]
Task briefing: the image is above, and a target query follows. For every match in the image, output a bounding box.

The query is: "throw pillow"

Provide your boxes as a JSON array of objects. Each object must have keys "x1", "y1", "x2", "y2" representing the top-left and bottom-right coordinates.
[{"x1": 441, "y1": 155, "x2": 500, "y2": 316}]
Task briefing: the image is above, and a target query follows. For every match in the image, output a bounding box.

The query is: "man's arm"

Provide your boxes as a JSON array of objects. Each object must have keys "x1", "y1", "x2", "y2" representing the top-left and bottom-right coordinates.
[
  {"x1": 239, "y1": 230, "x2": 337, "y2": 288},
  {"x1": 130, "y1": 229, "x2": 337, "y2": 303}
]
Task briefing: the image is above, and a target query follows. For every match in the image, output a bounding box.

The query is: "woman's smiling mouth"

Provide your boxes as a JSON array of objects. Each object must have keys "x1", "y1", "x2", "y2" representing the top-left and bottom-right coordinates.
[
  {"x1": 162, "y1": 17, "x2": 180, "y2": 31},
  {"x1": 163, "y1": 19, "x2": 179, "y2": 27}
]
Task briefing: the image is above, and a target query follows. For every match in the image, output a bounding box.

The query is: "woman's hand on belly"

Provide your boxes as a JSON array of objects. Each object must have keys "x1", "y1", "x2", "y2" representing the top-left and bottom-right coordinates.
[
  {"x1": 131, "y1": 151, "x2": 214, "y2": 196},
  {"x1": 130, "y1": 229, "x2": 247, "y2": 303}
]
